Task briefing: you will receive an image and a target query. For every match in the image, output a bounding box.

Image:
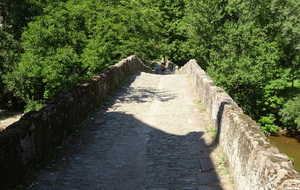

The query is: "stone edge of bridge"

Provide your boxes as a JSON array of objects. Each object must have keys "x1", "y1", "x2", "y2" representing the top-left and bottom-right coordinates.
[
  {"x1": 177, "y1": 60, "x2": 300, "y2": 190},
  {"x1": 0, "y1": 55, "x2": 153, "y2": 189}
]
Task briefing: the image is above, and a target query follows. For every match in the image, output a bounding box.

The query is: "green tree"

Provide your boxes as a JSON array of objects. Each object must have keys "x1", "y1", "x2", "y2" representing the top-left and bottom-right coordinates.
[
  {"x1": 0, "y1": 0, "x2": 66, "y2": 108},
  {"x1": 0, "y1": 0, "x2": 64, "y2": 39},
  {"x1": 185, "y1": 0, "x2": 299, "y2": 134},
  {"x1": 150, "y1": 0, "x2": 189, "y2": 64},
  {"x1": 280, "y1": 95, "x2": 300, "y2": 130},
  {"x1": 5, "y1": 0, "x2": 166, "y2": 110},
  {"x1": 82, "y1": 0, "x2": 164, "y2": 73},
  {"x1": 0, "y1": 30, "x2": 22, "y2": 107},
  {"x1": 258, "y1": 114, "x2": 280, "y2": 136},
  {"x1": 271, "y1": 0, "x2": 300, "y2": 87},
  {"x1": 5, "y1": 1, "x2": 91, "y2": 103}
]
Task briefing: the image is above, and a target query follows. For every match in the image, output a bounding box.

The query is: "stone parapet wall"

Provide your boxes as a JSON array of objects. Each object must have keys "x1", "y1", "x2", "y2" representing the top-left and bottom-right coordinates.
[
  {"x1": 0, "y1": 55, "x2": 153, "y2": 189},
  {"x1": 177, "y1": 60, "x2": 300, "y2": 190}
]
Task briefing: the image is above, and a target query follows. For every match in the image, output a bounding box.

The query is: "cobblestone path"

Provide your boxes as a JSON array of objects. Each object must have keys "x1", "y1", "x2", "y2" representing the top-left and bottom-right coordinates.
[{"x1": 28, "y1": 72, "x2": 233, "y2": 190}]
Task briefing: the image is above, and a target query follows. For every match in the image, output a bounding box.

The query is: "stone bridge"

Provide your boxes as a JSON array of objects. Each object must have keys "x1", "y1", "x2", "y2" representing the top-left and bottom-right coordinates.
[{"x1": 0, "y1": 56, "x2": 300, "y2": 190}]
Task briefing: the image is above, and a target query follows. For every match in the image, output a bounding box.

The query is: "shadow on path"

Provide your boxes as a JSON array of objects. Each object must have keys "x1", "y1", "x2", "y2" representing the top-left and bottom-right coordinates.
[
  {"x1": 29, "y1": 112, "x2": 222, "y2": 190},
  {"x1": 28, "y1": 73, "x2": 223, "y2": 190},
  {"x1": 115, "y1": 87, "x2": 177, "y2": 103}
]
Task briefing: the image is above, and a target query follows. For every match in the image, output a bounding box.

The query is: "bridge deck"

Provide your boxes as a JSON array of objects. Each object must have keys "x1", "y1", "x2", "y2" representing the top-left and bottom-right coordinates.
[{"x1": 29, "y1": 72, "x2": 233, "y2": 189}]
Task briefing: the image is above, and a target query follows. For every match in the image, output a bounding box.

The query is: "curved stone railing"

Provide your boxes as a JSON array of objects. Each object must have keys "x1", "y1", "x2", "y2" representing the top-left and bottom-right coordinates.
[
  {"x1": 177, "y1": 59, "x2": 300, "y2": 190},
  {"x1": 0, "y1": 55, "x2": 153, "y2": 189}
]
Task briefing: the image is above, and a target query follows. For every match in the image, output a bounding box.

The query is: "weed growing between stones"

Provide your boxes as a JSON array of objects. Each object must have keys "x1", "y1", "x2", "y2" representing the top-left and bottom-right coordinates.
[
  {"x1": 216, "y1": 154, "x2": 227, "y2": 166},
  {"x1": 215, "y1": 153, "x2": 235, "y2": 186},
  {"x1": 198, "y1": 108, "x2": 206, "y2": 113},
  {"x1": 196, "y1": 100, "x2": 202, "y2": 105},
  {"x1": 205, "y1": 125, "x2": 217, "y2": 139},
  {"x1": 288, "y1": 157, "x2": 295, "y2": 165},
  {"x1": 216, "y1": 154, "x2": 232, "y2": 178},
  {"x1": 196, "y1": 99, "x2": 206, "y2": 113},
  {"x1": 210, "y1": 145, "x2": 235, "y2": 189}
]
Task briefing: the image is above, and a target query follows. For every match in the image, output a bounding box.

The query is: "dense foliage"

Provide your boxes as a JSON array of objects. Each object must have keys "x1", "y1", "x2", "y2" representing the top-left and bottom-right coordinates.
[
  {"x1": 0, "y1": 0, "x2": 299, "y2": 133},
  {"x1": 0, "y1": 0, "x2": 64, "y2": 109},
  {"x1": 280, "y1": 95, "x2": 300, "y2": 130},
  {"x1": 185, "y1": 0, "x2": 300, "y2": 134},
  {"x1": 0, "y1": 0, "x2": 65, "y2": 39},
  {"x1": 0, "y1": 30, "x2": 22, "y2": 107}
]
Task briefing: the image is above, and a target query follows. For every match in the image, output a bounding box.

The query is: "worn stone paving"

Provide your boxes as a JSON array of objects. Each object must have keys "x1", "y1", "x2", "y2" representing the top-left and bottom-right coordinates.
[{"x1": 27, "y1": 72, "x2": 234, "y2": 190}]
